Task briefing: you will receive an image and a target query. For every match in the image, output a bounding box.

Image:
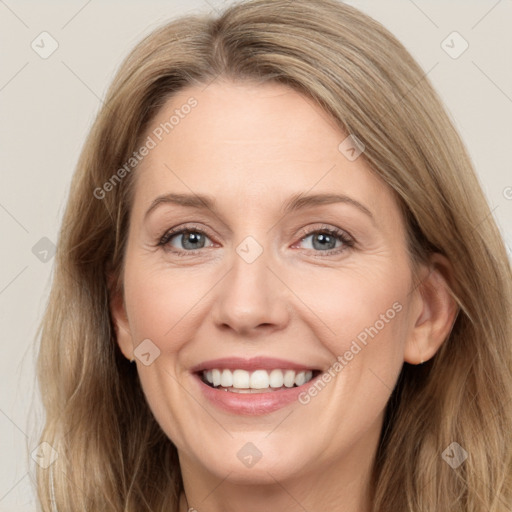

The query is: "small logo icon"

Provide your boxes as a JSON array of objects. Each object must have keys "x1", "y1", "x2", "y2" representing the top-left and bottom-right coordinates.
[
  {"x1": 31, "y1": 31, "x2": 59, "y2": 59},
  {"x1": 32, "y1": 237, "x2": 56, "y2": 263},
  {"x1": 134, "y1": 338, "x2": 161, "y2": 366},
  {"x1": 235, "y1": 236, "x2": 263, "y2": 264},
  {"x1": 441, "y1": 442, "x2": 468, "y2": 469},
  {"x1": 441, "y1": 31, "x2": 469, "y2": 59},
  {"x1": 31, "y1": 442, "x2": 58, "y2": 468},
  {"x1": 338, "y1": 134, "x2": 365, "y2": 161},
  {"x1": 237, "y1": 442, "x2": 263, "y2": 468}
]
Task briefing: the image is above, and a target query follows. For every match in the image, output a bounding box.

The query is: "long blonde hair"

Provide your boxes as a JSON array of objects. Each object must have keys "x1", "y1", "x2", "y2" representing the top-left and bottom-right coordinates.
[{"x1": 36, "y1": 0, "x2": 512, "y2": 510}]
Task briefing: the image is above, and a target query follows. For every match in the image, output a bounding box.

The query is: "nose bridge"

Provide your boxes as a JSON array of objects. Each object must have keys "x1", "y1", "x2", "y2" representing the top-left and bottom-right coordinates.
[{"x1": 212, "y1": 235, "x2": 289, "y2": 334}]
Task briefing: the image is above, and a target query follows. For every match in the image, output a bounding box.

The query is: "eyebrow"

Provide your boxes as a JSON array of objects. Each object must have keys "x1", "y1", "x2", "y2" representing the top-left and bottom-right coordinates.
[{"x1": 144, "y1": 192, "x2": 374, "y2": 221}]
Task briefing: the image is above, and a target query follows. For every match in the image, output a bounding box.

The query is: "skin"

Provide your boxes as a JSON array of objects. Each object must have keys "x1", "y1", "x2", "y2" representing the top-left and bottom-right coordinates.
[{"x1": 111, "y1": 80, "x2": 458, "y2": 512}]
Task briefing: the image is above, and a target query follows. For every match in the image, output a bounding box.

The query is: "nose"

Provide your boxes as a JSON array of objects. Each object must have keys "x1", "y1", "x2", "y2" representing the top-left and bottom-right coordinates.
[{"x1": 211, "y1": 244, "x2": 291, "y2": 337}]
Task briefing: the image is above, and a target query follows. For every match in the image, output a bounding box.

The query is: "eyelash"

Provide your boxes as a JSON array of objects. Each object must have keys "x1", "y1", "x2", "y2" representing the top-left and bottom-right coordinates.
[{"x1": 157, "y1": 224, "x2": 355, "y2": 257}]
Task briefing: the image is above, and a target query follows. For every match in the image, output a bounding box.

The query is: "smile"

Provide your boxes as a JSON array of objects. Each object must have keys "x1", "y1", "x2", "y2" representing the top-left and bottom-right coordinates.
[
  {"x1": 201, "y1": 368, "x2": 318, "y2": 393},
  {"x1": 191, "y1": 357, "x2": 323, "y2": 414}
]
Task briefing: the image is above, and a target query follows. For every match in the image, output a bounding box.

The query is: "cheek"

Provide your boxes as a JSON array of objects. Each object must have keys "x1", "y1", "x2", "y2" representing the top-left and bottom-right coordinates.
[
  {"x1": 294, "y1": 264, "x2": 409, "y2": 352},
  {"x1": 123, "y1": 256, "x2": 212, "y2": 347},
  {"x1": 289, "y1": 261, "x2": 411, "y2": 412},
  {"x1": 289, "y1": 268, "x2": 410, "y2": 445},
  {"x1": 122, "y1": 256, "x2": 205, "y2": 441}
]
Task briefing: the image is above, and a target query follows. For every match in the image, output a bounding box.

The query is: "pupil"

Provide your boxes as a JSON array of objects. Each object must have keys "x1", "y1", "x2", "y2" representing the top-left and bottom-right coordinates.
[
  {"x1": 313, "y1": 233, "x2": 335, "y2": 251},
  {"x1": 183, "y1": 232, "x2": 204, "y2": 250}
]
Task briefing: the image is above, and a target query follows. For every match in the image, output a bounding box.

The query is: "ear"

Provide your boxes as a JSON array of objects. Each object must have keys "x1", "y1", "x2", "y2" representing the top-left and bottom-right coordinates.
[
  {"x1": 404, "y1": 253, "x2": 459, "y2": 365},
  {"x1": 108, "y1": 272, "x2": 134, "y2": 362}
]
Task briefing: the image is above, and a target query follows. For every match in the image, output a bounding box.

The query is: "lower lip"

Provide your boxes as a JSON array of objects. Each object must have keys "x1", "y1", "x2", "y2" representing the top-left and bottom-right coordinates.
[{"x1": 193, "y1": 373, "x2": 319, "y2": 415}]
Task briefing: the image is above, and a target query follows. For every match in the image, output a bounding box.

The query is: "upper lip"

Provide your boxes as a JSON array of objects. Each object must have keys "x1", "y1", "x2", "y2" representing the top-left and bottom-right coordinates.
[{"x1": 190, "y1": 357, "x2": 320, "y2": 373}]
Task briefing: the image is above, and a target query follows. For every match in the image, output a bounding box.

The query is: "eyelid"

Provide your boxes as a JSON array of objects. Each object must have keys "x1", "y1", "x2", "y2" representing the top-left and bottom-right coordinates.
[
  {"x1": 158, "y1": 223, "x2": 216, "y2": 248},
  {"x1": 293, "y1": 224, "x2": 355, "y2": 254},
  {"x1": 297, "y1": 223, "x2": 353, "y2": 242},
  {"x1": 157, "y1": 222, "x2": 355, "y2": 256}
]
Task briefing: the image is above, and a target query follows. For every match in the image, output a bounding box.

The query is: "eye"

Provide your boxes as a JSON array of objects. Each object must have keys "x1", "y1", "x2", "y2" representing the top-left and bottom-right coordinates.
[
  {"x1": 158, "y1": 225, "x2": 215, "y2": 255},
  {"x1": 157, "y1": 223, "x2": 354, "y2": 257},
  {"x1": 295, "y1": 226, "x2": 354, "y2": 256}
]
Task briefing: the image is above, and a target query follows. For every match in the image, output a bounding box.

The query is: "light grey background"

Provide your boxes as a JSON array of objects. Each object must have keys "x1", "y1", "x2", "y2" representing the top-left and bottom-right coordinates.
[{"x1": 1, "y1": 1, "x2": 511, "y2": 509}]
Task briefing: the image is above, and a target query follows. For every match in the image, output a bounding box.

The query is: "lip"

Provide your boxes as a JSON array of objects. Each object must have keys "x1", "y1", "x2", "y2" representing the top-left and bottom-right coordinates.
[
  {"x1": 190, "y1": 357, "x2": 322, "y2": 415},
  {"x1": 189, "y1": 356, "x2": 319, "y2": 373}
]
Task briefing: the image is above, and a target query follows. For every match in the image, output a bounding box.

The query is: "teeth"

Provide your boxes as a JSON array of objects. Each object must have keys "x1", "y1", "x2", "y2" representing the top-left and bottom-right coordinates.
[
  {"x1": 232, "y1": 369, "x2": 250, "y2": 388},
  {"x1": 220, "y1": 369, "x2": 233, "y2": 387},
  {"x1": 283, "y1": 369, "x2": 296, "y2": 387},
  {"x1": 295, "y1": 371, "x2": 307, "y2": 386},
  {"x1": 269, "y1": 369, "x2": 284, "y2": 388},
  {"x1": 202, "y1": 368, "x2": 314, "y2": 390},
  {"x1": 212, "y1": 369, "x2": 221, "y2": 387},
  {"x1": 250, "y1": 369, "x2": 269, "y2": 389}
]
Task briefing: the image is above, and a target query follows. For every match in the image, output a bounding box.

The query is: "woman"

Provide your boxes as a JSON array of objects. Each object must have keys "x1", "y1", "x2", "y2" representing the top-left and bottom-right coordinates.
[{"x1": 35, "y1": 0, "x2": 512, "y2": 510}]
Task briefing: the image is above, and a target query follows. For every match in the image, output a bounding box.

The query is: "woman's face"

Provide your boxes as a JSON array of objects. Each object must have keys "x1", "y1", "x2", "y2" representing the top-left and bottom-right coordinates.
[{"x1": 113, "y1": 81, "x2": 426, "y2": 487}]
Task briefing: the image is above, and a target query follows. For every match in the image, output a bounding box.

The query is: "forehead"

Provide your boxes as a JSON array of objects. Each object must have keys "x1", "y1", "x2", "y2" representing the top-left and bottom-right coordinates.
[{"x1": 131, "y1": 80, "x2": 399, "y2": 225}]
